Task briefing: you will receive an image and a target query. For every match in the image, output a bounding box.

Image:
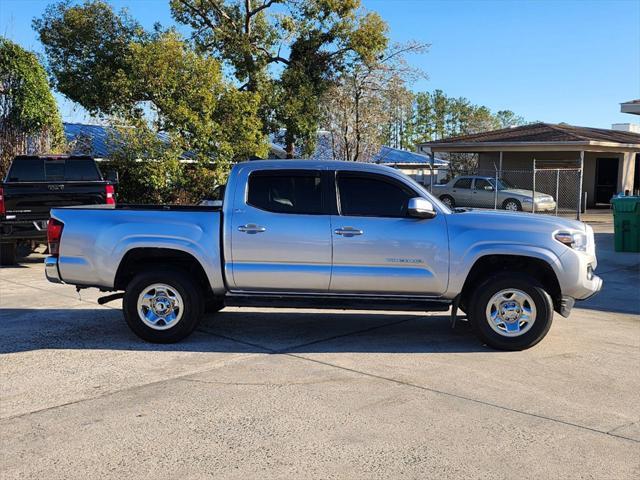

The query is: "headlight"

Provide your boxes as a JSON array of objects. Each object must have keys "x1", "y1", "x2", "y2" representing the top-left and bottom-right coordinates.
[{"x1": 555, "y1": 231, "x2": 588, "y2": 251}]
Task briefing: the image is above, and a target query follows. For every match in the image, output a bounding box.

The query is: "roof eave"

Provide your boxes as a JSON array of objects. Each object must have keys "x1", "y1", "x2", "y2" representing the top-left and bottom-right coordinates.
[
  {"x1": 420, "y1": 140, "x2": 640, "y2": 153},
  {"x1": 621, "y1": 104, "x2": 640, "y2": 115}
]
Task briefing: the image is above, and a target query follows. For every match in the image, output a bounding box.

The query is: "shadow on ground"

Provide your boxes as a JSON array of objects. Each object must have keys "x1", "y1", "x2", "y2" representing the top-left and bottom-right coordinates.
[
  {"x1": 577, "y1": 233, "x2": 640, "y2": 315},
  {"x1": 0, "y1": 308, "x2": 487, "y2": 355}
]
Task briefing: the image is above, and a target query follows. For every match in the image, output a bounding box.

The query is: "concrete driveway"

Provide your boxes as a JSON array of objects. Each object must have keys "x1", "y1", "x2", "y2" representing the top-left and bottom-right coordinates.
[{"x1": 1, "y1": 223, "x2": 639, "y2": 479}]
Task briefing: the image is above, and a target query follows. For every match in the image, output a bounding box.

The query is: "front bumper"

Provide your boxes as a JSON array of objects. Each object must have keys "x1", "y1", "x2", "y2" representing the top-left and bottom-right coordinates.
[
  {"x1": 45, "y1": 256, "x2": 63, "y2": 283},
  {"x1": 522, "y1": 201, "x2": 557, "y2": 212}
]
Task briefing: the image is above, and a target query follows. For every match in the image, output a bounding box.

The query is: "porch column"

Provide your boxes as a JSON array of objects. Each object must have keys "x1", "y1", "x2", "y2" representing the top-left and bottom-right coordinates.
[
  {"x1": 577, "y1": 151, "x2": 584, "y2": 220},
  {"x1": 619, "y1": 152, "x2": 638, "y2": 195}
]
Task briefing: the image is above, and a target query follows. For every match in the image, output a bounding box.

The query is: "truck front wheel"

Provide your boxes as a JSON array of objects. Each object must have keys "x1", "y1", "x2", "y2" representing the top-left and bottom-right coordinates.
[
  {"x1": 469, "y1": 273, "x2": 553, "y2": 350},
  {"x1": 123, "y1": 268, "x2": 204, "y2": 343}
]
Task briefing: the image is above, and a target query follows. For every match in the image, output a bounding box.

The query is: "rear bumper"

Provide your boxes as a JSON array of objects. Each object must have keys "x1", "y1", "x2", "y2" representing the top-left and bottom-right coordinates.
[
  {"x1": 45, "y1": 256, "x2": 63, "y2": 283},
  {"x1": 0, "y1": 219, "x2": 48, "y2": 242}
]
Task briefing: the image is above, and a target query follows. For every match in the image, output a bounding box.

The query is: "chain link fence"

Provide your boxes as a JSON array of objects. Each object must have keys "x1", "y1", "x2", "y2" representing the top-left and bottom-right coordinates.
[{"x1": 430, "y1": 164, "x2": 583, "y2": 217}]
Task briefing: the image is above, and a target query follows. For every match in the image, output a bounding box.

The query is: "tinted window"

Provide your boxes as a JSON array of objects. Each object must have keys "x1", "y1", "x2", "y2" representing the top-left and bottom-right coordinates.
[
  {"x1": 64, "y1": 159, "x2": 101, "y2": 180},
  {"x1": 337, "y1": 173, "x2": 414, "y2": 217},
  {"x1": 7, "y1": 158, "x2": 45, "y2": 182},
  {"x1": 248, "y1": 171, "x2": 323, "y2": 214},
  {"x1": 5, "y1": 157, "x2": 101, "y2": 182},
  {"x1": 45, "y1": 160, "x2": 65, "y2": 181},
  {"x1": 453, "y1": 178, "x2": 472, "y2": 189},
  {"x1": 474, "y1": 178, "x2": 492, "y2": 190}
]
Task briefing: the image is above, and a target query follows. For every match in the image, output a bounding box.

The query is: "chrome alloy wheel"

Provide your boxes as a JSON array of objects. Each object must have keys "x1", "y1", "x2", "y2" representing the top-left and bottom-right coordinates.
[
  {"x1": 504, "y1": 200, "x2": 519, "y2": 211},
  {"x1": 137, "y1": 283, "x2": 184, "y2": 330},
  {"x1": 485, "y1": 289, "x2": 536, "y2": 337}
]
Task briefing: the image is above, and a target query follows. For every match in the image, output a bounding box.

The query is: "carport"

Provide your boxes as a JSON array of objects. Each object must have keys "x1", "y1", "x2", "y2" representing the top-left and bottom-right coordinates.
[{"x1": 418, "y1": 123, "x2": 640, "y2": 208}]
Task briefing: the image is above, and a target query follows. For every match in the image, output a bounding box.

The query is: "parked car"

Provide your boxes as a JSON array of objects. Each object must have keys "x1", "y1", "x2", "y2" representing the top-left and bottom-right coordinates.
[
  {"x1": 0, "y1": 155, "x2": 117, "y2": 265},
  {"x1": 44, "y1": 160, "x2": 601, "y2": 350},
  {"x1": 433, "y1": 175, "x2": 557, "y2": 212}
]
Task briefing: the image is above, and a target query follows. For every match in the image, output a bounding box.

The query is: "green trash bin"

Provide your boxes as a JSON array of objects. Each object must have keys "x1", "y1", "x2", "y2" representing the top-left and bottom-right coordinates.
[{"x1": 612, "y1": 196, "x2": 640, "y2": 253}]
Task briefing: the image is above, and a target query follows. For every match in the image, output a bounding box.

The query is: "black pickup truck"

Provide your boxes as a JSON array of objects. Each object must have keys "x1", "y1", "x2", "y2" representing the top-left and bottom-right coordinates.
[{"x1": 0, "y1": 155, "x2": 117, "y2": 265}]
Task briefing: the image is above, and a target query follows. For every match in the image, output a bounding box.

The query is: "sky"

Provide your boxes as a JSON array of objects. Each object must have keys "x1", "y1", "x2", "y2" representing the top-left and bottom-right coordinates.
[{"x1": 1, "y1": 0, "x2": 639, "y2": 129}]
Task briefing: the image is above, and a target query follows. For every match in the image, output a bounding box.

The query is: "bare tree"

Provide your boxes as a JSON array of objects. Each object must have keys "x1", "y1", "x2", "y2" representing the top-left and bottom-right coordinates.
[{"x1": 322, "y1": 41, "x2": 428, "y2": 162}]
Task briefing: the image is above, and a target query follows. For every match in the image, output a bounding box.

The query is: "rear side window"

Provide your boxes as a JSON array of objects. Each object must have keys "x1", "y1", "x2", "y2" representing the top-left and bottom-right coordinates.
[
  {"x1": 337, "y1": 173, "x2": 415, "y2": 217},
  {"x1": 247, "y1": 171, "x2": 323, "y2": 214},
  {"x1": 454, "y1": 178, "x2": 472, "y2": 189},
  {"x1": 6, "y1": 157, "x2": 101, "y2": 182}
]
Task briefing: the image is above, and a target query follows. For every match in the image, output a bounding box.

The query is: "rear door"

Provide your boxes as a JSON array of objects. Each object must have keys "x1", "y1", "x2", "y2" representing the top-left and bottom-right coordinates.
[
  {"x1": 3, "y1": 157, "x2": 106, "y2": 220},
  {"x1": 451, "y1": 177, "x2": 472, "y2": 206},
  {"x1": 229, "y1": 169, "x2": 333, "y2": 292},
  {"x1": 329, "y1": 171, "x2": 449, "y2": 295}
]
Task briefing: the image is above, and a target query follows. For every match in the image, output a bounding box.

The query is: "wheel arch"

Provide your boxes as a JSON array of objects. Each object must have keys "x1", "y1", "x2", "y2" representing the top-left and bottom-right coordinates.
[
  {"x1": 459, "y1": 253, "x2": 562, "y2": 314},
  {"x1": 114, "y1": 247, "x2": 213, "y2": 297}
]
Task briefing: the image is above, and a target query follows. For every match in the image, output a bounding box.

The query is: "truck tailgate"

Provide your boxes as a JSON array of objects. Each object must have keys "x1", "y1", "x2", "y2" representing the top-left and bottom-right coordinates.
[{"x1": 2, "y1": 182, "x2": 107, "y2": 220}]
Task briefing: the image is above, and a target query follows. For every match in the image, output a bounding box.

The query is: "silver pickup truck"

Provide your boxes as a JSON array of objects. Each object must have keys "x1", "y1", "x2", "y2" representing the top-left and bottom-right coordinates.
[{"x1": 45, "y1": 160, "x2": 601, "y2": 350}]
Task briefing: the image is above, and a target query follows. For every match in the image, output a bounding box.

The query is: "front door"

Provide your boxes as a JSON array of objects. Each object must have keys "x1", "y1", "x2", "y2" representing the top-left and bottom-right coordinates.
[
  {"x1": 595, "y1": 158, "x2": 619, "y2": 204},
  {"x1": 229, "y1": 169, "x2": 332, "y2": 292},
  {"x1": 329, "y1": 171, "x2": 449, "y2": 295},
  {"x1": 471, "y1": 178, "x2": 495, "y2": 208}
]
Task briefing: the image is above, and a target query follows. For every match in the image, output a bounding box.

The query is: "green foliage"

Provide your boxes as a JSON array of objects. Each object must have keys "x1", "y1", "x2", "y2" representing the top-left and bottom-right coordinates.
[
  {"x1": 129, "y1": 31, "x2": 267, "y2": 162},
  {"x1": 33, "y1": 0, "x2": 145, "y2": 115},
  {"x1": 35, "y1": 1, "x2": 268, "y2": 201},
  {"x1": 169, "y1": 0, "x2": 388, "y2": 156},
  {"x1": 404, "y1": 90, "x2": 527, "y2": 144},
  {"x1": 0, "y1": 37, "x2": 64, "y2": 176},
  {"x1": 104, "y1": 121, "x2": 226, "y2": 204}
]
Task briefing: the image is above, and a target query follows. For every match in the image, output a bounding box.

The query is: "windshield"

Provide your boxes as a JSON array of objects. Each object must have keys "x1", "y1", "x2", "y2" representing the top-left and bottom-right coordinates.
[
  {"x1": 392, "y1": 170, "x2": 453, "y2": 214},
  {"x1": 489, "y1": 178, "x2": 515, "y2": 190}
]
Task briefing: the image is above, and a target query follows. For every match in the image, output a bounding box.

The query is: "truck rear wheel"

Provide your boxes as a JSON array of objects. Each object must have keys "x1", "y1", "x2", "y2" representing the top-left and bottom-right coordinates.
[
  {"x1": 0, "y1": 242, "x2": 17, "y2": 266},
  {"x1": 468, "y1": 273, "x2": 553, "y2": 350},
  {"x1": 123, "y1": 268, "x2": 204, "y2": 343}
]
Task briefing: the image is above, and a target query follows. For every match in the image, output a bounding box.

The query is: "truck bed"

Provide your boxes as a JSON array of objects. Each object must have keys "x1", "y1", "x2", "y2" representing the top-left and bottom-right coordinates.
[{"x1": 49, "y1": 206, "x2": 225, "y2": 294}]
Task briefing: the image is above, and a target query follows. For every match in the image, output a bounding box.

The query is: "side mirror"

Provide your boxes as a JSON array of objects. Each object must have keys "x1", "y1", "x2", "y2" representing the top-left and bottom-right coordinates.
[
  {"x1": 407, "y1": 197, "x2": 436, "y2": 219},
  {"x1": 106, "y1": 170, "x2": 119, "y2": 184},
  {"x1": 484, "y1": 185, "x2": 494, "y2": 191}
]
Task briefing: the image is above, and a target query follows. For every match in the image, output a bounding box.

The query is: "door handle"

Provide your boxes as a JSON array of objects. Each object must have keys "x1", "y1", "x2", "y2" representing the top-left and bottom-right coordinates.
[
  {"x1": 238, "y1": 224, "x2": 266, "y2": 234},
  {"x1": 334, "y1": 227, "x2": 363, "y2": 237}
]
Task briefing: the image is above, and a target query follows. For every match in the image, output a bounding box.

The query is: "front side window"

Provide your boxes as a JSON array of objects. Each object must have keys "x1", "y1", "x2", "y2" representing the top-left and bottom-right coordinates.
[
  {"x1": 474, "y1": 178, "x2": 493, "y2": 190},
  {"x1": 453, "y1": 178, "x2": 472, "y2": 189},
  {"x1": 247, "y1": 170, "x2": 323, "y2": 214},
  {"x1": 337, "y1": 173, "x2": 415, "y2": 217}
]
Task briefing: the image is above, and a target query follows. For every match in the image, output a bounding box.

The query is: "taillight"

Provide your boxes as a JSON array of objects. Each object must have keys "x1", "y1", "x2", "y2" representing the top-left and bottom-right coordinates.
[
  {"x1": 105, "y1": 184, "x2": 115, "y2": 205},
  {"x1": 0, "y1": 187, "x2": 5, "y2": 215},
  {"x1": 47, "y1": 218, "x2": 64, "y2": 256}
]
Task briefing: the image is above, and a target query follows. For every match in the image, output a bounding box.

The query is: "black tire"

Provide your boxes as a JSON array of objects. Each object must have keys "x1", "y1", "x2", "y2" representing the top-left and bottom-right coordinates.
[
  {"x1": 0, "y1": 242, "x2": 17, "y2": 266},
  {"x1": 440, "y1": 195, "x2": 455, "y2": 208},
  {"x1": 502, "y1": 198, "x2": 522, "y2": 211},
  {"x1": 123, "y1": 268, "x2": 204, "y2": 343},
  {"x1": 468, "y1": 273, "x2": 553, "y2": 351}
]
